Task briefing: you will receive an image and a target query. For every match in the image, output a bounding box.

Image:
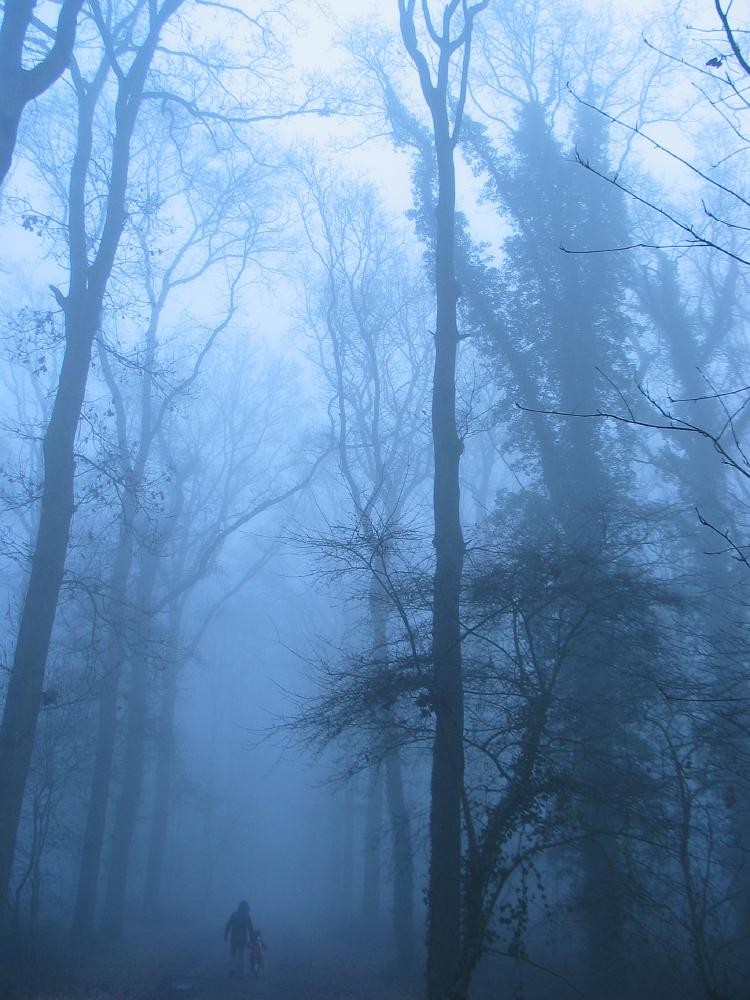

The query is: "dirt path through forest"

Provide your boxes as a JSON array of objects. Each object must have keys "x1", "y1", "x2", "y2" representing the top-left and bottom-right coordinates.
[{"x1": 153, "y1": 952, "x2": 419, "y2": 1000}]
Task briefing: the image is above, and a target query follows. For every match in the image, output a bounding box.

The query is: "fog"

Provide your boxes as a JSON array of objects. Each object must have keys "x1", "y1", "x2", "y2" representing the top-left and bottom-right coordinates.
[{"x1": 1, "y1": 1, "x2": 749, "y2": 999}]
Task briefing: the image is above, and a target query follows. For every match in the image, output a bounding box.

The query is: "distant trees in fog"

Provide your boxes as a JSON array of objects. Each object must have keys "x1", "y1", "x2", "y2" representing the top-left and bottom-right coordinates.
[
  {"x1": 294, "y1": 160, "x2": 433, "y2": 971},
  {"x1": 0, "y1": 0, "x2": 323, "y2": 952}
]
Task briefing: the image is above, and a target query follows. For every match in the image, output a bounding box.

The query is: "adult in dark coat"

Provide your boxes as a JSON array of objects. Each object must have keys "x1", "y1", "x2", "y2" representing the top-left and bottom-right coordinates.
[{"x1": 224, "y1": 900, "x2": 255, "y2": 977}]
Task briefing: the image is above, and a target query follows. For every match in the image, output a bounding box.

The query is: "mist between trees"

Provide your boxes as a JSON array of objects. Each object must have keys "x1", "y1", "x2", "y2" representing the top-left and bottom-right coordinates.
[{"x1": 0, "y1": 1, "x2": 749, "y2": 999}]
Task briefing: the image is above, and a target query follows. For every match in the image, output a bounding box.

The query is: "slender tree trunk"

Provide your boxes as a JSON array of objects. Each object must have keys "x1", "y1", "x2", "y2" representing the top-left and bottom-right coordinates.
[
  {"x1": 71, "y1": 665, "x2": 121, "y2": 940},
  {"x1": 342, "y1": 782, "x2": 356, "y2": 920},
  {"x1": 142, "y1": 608, "x2": 182, "y2": 917},
  {"x1": 198, "y1": 678, "x2": 219, "y2": 912},
  {"x1": 72, "y1": 512, "x2": 137, "y2": 941},
  {"x1": 370, "y1": 580, "x2": 415, "y2": 970},
  {"x1": 424, "y1": 104, "x2": 465, "y2": 1000},
  {"x1": 140, "y1": 667, "x2": 176, "y2": 917},
  {"x1": 99, "y1": 550, "x2": 159, "y2": 937},
  {"x1": 648, "y1": 266, "x2": 750, "y2": 976},
  {"x1": 384, "y1": 743, "x2": 415, "y2": 973},
  {"x1": 331, "y1": 782, "x2": 356, "y2": 921},
  {"x1": 362, "y1": 763, "x2": 383, "y2": 928},
  {"x1": 28, "y1": 791, "x2": 48, "y2": 941}
]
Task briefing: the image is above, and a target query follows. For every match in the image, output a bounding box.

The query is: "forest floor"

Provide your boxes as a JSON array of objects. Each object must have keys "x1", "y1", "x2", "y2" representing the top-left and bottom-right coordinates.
[{"x1": 1, "y1": 926, "x2": 423, "y2": 1000}]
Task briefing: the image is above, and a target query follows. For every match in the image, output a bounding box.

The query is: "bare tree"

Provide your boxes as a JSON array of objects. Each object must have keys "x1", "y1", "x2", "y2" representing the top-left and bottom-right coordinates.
[
  {"x1": 102, "y1": 329, "x2": 322, "y2": 935},
  {"x1": 140, "y1": 434, "x2": 282, "y2": 918},
  {"x1": 71, "y1": 119, "x2": 261, "y2": 941},
  {"x1": 296, "y1": 160, "x2": 432, "y2": 968}
]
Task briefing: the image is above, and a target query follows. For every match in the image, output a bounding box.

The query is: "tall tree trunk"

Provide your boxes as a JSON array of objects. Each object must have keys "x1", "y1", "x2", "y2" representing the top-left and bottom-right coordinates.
[
  {"x1": 397, "y1": 5, "x2": 488, "y2": 995},
  {"x1": 370, "y1": 579, "x2": 415, "y2": 970},
  {"x1": 641, "y1": 258, "x2": 750, "y2": 970},
  {"x1": 399, "y1": 0, "x2": 486, "y2": 1000},
  {"x1": 0, "y1": 310, "x2": 96, "y2": 919},
  {"x1": 426, "y1": 117, "x2": 465, "y2": 998}
]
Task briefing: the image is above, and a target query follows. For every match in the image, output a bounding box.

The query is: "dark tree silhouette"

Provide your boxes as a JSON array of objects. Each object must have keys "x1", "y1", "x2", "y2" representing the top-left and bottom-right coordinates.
[{"x1": 397, "y1": 3, "x2": 488, "y2": 998}]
